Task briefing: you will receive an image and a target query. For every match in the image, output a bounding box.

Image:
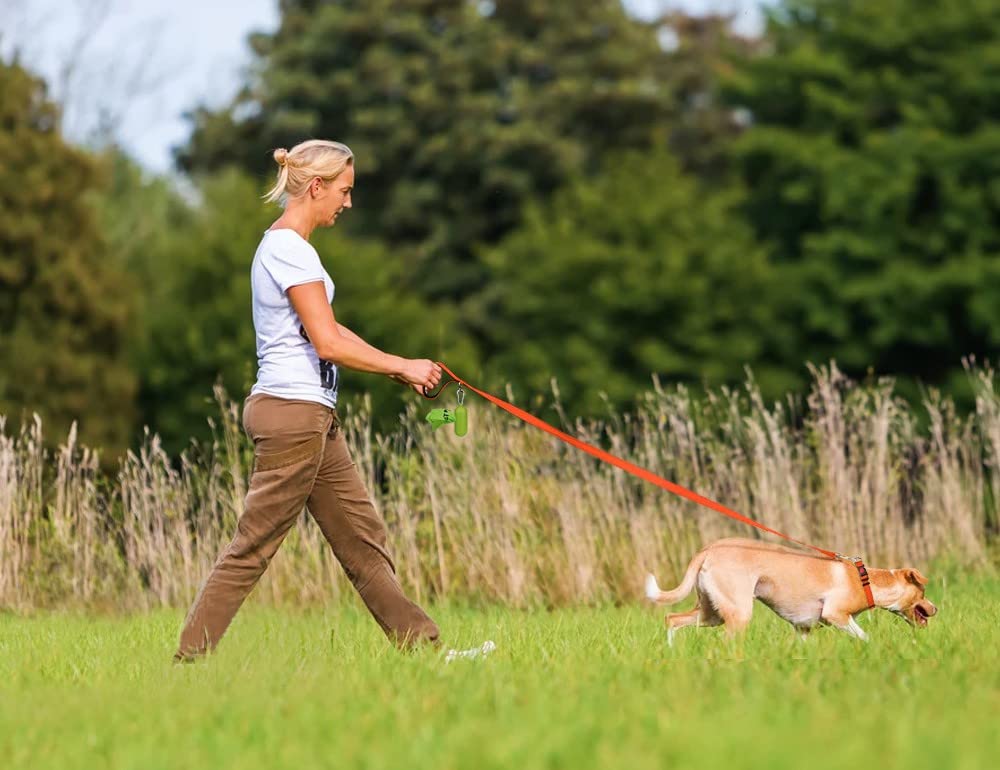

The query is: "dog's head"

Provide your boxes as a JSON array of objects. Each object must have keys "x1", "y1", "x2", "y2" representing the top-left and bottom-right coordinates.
[{"x1": 885, "y1": 568, "x2": 937, "y2": 628}]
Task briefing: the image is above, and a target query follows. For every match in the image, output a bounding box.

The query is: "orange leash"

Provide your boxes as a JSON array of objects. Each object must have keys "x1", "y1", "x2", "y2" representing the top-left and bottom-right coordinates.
[{"x1": 422, "y1": 363, "x2": 876, "y2": 609}]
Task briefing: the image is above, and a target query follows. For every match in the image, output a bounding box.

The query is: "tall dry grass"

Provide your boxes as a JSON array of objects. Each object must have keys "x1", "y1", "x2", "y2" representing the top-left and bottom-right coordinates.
[{"x1": 0, "y1": 359, "x2": 996, "y2": 612}]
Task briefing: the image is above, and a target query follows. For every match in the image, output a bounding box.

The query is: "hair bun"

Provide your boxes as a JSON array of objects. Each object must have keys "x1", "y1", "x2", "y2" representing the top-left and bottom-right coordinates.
[{"x1": 273, "y1": 148, "x2": 289, "y2": 167}]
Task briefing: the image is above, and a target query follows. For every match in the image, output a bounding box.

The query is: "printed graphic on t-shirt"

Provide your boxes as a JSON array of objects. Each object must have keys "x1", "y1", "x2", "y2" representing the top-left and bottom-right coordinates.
[
  {"x1": 319, "y1": 361, "x2": 338, "y2": 390},
  {"x1": 299, "y1": 324, "x2": 338, "y2": 391}
]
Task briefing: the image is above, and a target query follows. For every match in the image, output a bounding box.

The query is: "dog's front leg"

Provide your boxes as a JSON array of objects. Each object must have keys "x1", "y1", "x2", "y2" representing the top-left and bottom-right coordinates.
[
  {"x1": 822, "y1": 611, "x2": 869, "y2": 642},
  {"x1": 845, "y1": 616, "x2": 868, "y2": 641}
]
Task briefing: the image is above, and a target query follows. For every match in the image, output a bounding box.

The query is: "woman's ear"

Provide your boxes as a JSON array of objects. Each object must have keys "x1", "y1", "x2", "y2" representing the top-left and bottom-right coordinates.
[{"x1": 309, "y1": 176, "x2": 324, "y2": 197}]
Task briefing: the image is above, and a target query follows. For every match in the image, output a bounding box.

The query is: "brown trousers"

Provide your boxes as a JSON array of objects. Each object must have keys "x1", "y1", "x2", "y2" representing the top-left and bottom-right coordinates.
[{"x1": 175, "y1": 393, "x2": 439, "y2": 660}]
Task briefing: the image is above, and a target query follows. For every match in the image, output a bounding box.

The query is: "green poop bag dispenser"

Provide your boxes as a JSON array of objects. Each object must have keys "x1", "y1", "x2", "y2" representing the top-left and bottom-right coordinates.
[{"x1": 425, "y1": 386, "x2": 468, "y2": 436}]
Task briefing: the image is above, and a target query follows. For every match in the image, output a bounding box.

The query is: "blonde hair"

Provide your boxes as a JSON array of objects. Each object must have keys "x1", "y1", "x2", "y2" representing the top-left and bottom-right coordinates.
[{"x1": 263, "y1": 139, "x2": 354, "y2": 205}]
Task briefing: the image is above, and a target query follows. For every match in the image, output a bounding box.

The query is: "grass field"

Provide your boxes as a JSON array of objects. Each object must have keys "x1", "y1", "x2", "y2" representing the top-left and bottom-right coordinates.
[{"x1": 2, "y1": 571, "x2": 997, "y2": 770}]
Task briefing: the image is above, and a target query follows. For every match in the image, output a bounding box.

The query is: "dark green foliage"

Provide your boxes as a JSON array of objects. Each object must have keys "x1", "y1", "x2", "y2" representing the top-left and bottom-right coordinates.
[
  {"x1": 483, "y1": 150, "x2": 796, "y2": 414},
  {"x1": 4, "y1": 0, "x2": 997, "y2": 455},
  {"x1": 0, "y1": 61, "x2": 136, "y2": 458},
  {"x1": 724, "y1": 0, "x2": 1000, "y2": 406},
  {"x1": 177, "y1": 0, "x2": 682, "y2": 319}
]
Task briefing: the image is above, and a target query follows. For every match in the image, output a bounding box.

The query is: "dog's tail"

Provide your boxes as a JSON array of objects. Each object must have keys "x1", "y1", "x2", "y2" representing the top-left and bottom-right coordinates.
[{"x1": 645, "y1": 551, "x2": 707, "y2": 605}]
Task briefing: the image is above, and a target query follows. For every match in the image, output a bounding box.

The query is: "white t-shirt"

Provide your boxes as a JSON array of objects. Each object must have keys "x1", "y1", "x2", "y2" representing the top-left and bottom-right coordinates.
[{"x1": 249, "y1": 228, "x2": 339, "y2": 408}]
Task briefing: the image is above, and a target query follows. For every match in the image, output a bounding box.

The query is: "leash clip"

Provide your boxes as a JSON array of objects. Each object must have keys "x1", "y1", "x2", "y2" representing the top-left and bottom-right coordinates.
[{"x1": 836, "y1": 553, "x2": 875, "y2": 609}]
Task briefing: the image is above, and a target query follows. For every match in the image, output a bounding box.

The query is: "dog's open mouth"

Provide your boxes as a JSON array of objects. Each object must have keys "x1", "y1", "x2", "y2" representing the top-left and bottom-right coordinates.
[{"x1": 913, "y1": 604, "x2": 930, "y2": 627}]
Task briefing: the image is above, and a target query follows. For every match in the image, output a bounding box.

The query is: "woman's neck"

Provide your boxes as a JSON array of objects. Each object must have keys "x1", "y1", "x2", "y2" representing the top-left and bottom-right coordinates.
[{"x1": 269, "y1": 206, "x2": 315, "y2": 241}]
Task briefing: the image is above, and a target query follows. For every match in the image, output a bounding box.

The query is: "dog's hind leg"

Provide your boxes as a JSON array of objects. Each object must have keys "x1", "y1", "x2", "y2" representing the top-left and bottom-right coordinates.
[
  {"x1": 663, "y1": 604, "x2": 722, "y2": 647},
  {"x1": 700, "y1": 570, "x2": 753, "y2": 637},
  {"x1": 665, "y1": 608, "x2": 700, "y2": 647},
  {"x1": 719, "y1": 605, "x2": 754, "y2": 637},
  {"x1": 665, "y1": 598, "x2": 722, "y2": 646}
]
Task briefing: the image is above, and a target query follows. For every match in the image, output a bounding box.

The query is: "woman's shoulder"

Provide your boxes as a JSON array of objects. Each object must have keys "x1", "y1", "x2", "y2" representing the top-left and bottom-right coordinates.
[
  {"x1": 259, "y1": 229, "x2": 321, "y2": 261},
  {"x1": 256, "y1": 229, "x2": 325, "y2": 290},
  {"x1": 262, "y1": 227, "x2": 315, "y2": 248}
]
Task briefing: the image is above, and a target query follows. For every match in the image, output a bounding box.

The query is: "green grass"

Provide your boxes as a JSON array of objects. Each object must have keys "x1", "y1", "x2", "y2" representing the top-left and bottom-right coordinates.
[{"x1": 1, "y1": 573, "x2": 997, "y2": 770}]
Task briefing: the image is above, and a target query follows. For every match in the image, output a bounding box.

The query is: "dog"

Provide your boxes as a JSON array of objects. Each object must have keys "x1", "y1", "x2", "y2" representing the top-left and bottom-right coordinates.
[{"x1": 645, "y1": 538, "x2": 937, "y2": 644}]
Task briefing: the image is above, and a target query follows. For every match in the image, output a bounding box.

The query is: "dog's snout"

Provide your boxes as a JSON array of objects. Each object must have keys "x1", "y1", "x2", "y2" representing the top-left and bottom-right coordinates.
[{"x1": 912, "y1": 599, "x2": 937, "y2": 627}]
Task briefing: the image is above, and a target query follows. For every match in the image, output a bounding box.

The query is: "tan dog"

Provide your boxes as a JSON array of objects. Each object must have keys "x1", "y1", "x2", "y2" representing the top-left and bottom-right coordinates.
[{"x1": 646, "y1": 538, "x2": 937, "y2": 644}]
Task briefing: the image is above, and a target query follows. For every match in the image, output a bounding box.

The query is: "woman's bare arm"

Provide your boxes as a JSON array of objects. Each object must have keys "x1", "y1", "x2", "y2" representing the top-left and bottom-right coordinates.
[
  {"x1": 287, "y1": 282, "x2": 404, "y2": 375},
  {"x1": 286, "y1": 281, "x2": 442, "y2": 391},
  {"x1": 336, "y1": 322, "x2": 376, "y2": 351},
  {"x1": 337, "y1": 322, "x2": 418, "y2": 390}
]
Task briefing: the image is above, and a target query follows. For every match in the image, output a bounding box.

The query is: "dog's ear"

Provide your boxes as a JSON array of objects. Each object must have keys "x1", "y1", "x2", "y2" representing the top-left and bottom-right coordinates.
[{"x1": 904, "y1": 568, "x2": 929, "y2": 586}]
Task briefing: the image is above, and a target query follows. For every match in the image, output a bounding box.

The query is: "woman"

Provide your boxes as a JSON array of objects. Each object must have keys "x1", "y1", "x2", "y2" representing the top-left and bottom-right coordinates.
[{"x1": 174, "y1": 139, "x2": 444, "y2": 661}]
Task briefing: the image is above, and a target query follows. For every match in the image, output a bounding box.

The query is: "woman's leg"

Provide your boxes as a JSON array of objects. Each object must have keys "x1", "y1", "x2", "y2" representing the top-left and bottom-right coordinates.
[
  {"x1": 307, "y1": 417, "x2": 439, "y2": 648},
  {"x1": 174, "y1": 396, "x2": 334, "y2": 661}
]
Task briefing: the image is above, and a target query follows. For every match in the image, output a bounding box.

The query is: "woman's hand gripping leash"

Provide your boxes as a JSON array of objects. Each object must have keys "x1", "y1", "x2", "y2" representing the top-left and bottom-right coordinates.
[{"x1": 390, "y1": 358, "x2": 443, "y2": 395}]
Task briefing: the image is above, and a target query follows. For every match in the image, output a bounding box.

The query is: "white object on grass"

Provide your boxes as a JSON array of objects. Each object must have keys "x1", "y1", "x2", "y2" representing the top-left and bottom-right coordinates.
[{"x1": 445, "y1": 640, "x2": 496, "y2": 663}]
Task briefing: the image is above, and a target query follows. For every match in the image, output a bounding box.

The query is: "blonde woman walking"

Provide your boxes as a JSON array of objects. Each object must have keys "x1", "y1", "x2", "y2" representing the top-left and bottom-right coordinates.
[{"x1": 175, "y1": 140, "x2": 445, "y2": 661}]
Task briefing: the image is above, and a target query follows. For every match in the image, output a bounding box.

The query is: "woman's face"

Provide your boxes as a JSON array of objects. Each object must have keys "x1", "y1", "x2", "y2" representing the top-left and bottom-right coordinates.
[{"x1": 312, "y1": 164, "x2": 354, "y2": 227}]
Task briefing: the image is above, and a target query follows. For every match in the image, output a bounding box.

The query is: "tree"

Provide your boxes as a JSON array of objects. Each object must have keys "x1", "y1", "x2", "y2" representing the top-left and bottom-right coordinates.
[
  {"x1": 724, "y1": 0, "x2": 1000, "y2": 405},
  {"x1": 0, "y1": 60, "x2": 136, "y2": 457},
  {"x1": 481, "y1": 149, "x2": 793, "y2": 416},
  {"x1": 658, "y1": 11, "x2": 764, "y2": 182},
  {"x1": 176, "y1": 1, "x2": 684, "y2": 326}
]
